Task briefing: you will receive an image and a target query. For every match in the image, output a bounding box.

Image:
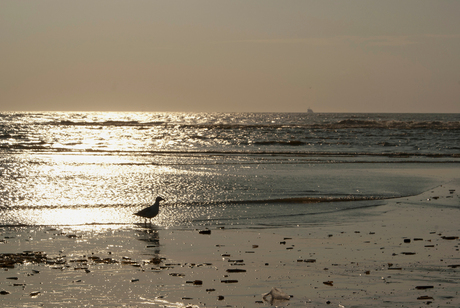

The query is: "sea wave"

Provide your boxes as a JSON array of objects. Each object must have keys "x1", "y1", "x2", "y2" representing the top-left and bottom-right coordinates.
[
  {"x1": 48, "y1": 120, "x2": 166, "y2": 127},
  {"x1": 1, "y1": 113, "x2": 459, "y2": 161},
  {"x1": 16, "y1": 117, "x2": 460, "y2": 130},
  {"x1": 1, "y1": 194, "x2": 391, "y2": 210},
  {"x1": 331, "y1": 119, "x2": 460, "y2": 130},
  {"x1": 220, "y1": 195, "x2": 391, "y2": 204},
  {"x1": 1, "y1": 143, "x2": 459, "y2": 161},
  {"x1": 252, "y1": 140, "x2": 306, "y2": 146}
]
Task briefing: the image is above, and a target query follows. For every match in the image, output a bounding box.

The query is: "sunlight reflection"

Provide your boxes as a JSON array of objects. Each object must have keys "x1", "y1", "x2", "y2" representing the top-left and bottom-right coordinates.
[
  {"x1": 15, "y1": 208, "x2": 127, "y2": 228},
  {"x1": 38, "y1": 153, "x2": 136, "y2": 165},
  {"x1": 12, "y1": 153, "x2": 186, "y2": 208},
  {"x1": 2, "y1": 111, "x2": 244, "y2": 227}
]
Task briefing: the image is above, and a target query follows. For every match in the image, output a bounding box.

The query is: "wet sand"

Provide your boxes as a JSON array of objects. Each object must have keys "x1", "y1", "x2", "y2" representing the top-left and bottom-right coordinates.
[{"x1": 1, "y1": 181, "x2": 459, "y2": 307}]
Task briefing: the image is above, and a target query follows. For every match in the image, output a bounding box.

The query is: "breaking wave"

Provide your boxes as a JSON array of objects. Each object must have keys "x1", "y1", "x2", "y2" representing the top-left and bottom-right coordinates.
[{"x1": 10, "y1": 115, "x2": 460, "y2": 131}]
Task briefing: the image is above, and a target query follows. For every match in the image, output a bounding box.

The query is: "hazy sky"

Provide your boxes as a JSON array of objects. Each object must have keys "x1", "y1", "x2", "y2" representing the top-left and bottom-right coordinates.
[{"x1": 1, "y1": 1, "x2": 459, "y2": 113}]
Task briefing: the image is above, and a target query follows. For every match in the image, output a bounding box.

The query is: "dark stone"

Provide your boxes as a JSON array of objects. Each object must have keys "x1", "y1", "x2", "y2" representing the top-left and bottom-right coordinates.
[
  {"x1": 441, "y1": 236, "x2": 459, "y2": 240},
  {"x1": 226, "y1": 269, "x2": 246, "y2": 273},
  {"x1": 417, "y1": 296, "x2": 433, "y2": 300},
  {"x1": 221, "y1": 280, "x2": 238, "y2": 283}
]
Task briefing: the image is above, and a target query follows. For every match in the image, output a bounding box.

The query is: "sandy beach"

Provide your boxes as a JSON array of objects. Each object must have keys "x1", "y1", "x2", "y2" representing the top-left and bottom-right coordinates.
[{"x1": 1, "y1": 180, "x2": 459, "y2": 307}]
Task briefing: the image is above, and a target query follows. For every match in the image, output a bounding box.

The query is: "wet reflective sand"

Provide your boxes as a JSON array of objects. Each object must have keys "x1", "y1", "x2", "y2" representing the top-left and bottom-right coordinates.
[{"x1": 1, "y1": 182, "x2": 459, "y2": 307}]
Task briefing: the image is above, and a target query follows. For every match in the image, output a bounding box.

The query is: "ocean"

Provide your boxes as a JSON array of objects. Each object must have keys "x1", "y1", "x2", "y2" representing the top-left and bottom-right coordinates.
[{"x1": 1, "y1": 112, "x2": 459, "y2": 228}]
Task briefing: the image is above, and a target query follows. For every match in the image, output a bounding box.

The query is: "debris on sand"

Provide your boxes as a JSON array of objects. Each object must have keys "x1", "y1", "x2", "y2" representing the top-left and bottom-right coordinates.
[
  {"x1": 1, "y1": 251, "x2": 47, "y2": 268},
  {"x1": 263, "y1": 287, "x2": 291, "y2": 305}
]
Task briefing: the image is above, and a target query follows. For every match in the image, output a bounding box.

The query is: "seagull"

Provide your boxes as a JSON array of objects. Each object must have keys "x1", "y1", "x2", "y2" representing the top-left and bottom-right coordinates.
[{"x1": 134, "y1": 196, "x2": 164, "y2": 225}]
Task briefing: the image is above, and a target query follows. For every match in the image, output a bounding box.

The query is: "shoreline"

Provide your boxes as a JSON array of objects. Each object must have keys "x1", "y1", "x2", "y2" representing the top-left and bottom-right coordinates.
[{"x1": 1, "y1": 180, "x2": 459, "y2": 307}]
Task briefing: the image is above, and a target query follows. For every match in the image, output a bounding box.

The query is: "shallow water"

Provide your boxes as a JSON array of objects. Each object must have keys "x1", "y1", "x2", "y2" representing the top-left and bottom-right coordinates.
[{"x1": 1, "y1": 112, "x2": 459, "y2": 227}]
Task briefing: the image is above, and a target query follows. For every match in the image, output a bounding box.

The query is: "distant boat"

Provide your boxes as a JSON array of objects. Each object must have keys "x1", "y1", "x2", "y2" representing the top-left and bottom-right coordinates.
[{"x1": 307, "y1": 108, "x2": 314, "y2": 114}]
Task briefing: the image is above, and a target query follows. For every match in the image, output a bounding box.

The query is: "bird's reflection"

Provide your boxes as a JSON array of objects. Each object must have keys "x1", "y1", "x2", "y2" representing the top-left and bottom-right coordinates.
[{"x1": 136, "y1": 225, "x2": 161, "y2": 256}]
